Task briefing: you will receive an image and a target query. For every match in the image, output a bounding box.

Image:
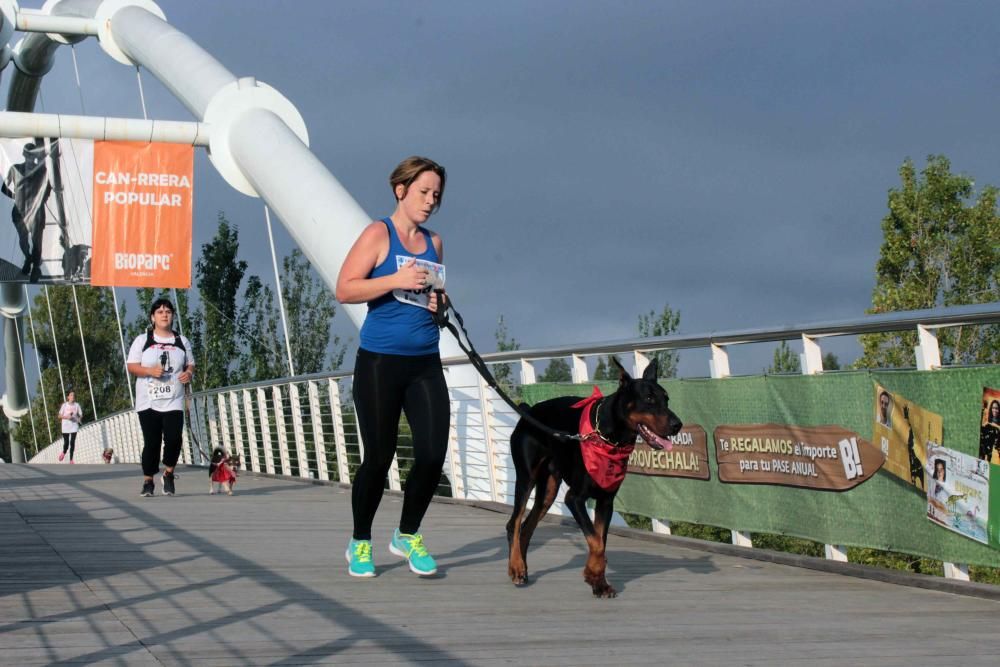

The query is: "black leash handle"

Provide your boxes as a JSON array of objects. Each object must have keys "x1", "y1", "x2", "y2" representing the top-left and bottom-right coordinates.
[{"x1": 433, "y1": 289, "x2": 579, "y2": 442}]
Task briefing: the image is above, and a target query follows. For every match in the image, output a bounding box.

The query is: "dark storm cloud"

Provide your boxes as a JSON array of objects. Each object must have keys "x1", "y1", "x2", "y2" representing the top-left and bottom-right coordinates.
[{"x1": 10, "y1": 0, "x2": 1000, "y2": 378}]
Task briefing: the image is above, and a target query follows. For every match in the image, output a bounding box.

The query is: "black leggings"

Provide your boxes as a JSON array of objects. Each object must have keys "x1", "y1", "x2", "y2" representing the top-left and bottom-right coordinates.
[
  {"x1": 351, "y1": 349, "x2": 450, "y2": 540},
  {"x1": 138, "y1": 409, "x2": 184, "y2": 477},
  {"x1": 61, "y1": 432, "x2": 76, "y2": 459}
]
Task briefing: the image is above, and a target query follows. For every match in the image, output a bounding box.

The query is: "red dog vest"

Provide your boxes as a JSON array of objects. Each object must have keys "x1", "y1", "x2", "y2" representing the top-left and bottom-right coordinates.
[{"x1": 571, "y1": 387, "x2": 635, "y2": 492}]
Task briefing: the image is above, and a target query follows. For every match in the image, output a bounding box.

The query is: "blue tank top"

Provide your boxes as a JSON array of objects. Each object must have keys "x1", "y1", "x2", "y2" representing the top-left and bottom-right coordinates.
[{"x1": 359, "y1": 218, "x2": 441, "y2": 355}]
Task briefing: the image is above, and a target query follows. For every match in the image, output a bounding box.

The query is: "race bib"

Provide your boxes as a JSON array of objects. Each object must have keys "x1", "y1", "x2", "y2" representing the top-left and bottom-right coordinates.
[
  {"x1": 392, "y1": 256, "x2": 446, "y2": 309},
  {"x1": 147, "y1": 378, "x2": 179, "y2": 403}
]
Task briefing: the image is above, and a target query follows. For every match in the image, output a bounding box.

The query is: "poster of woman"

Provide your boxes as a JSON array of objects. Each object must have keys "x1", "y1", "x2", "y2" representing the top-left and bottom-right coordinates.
[
  {"x1": 980, "y1": 387, "x2": 1000, "y2": 465},
  {"x1": 926, "y1": 443, "x2": 989, "y2": 545}
]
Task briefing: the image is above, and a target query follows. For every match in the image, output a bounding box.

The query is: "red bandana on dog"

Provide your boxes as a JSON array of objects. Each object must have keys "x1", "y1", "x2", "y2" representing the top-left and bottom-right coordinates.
[{"x1": 571, "y1": 387, "x2": 635, "y2": 492}]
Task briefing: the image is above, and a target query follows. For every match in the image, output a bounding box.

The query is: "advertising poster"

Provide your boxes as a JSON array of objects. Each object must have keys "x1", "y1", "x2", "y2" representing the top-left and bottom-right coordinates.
[
  {"x1": 926, "y1": 443, "x2": 989, "y2": 545},
  {"x1": 0, "y1": 137, "x2": 93, "y2": 283},
  {"x1": 980, "y1": 386, "x2": 1000, "y2": 465},
  {"x1": 872, "y1": 384, "x2": 942, "y2": 491},
  {"x1": 628, "y1": 425, "x2": 711, "y2": 480},
  {"x1": 714, "y1": 424, "x2": 884, "y2": 490},
  {"x1": 89, "y1": 141, "x2": 194, "y2": 288}
]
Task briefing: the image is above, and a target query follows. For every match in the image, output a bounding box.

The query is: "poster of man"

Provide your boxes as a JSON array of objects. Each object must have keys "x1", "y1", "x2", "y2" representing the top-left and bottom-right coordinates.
[
  {"x1": 0, "y1": 137, "x2": 92, "y2": 283},
  {"x1": 872, "y1": 383, "x2": 942, "y2": 491},
  {"x1": 980, "y1": 386, "x2": 1000, "y2": 465}
]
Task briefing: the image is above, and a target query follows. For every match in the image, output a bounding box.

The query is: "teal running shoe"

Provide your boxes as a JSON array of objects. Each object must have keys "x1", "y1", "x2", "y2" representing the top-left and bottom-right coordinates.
[
  {"x1": 389, "y1": 529, "x2": 438, "y2": 576},
  {"x1": 346, "y1": 539, "x2": 375, "y2": 578}
]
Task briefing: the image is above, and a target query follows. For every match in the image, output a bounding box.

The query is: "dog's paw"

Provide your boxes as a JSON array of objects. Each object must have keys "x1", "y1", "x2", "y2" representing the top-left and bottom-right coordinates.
[
  {"x1": 592, "y1": 582, "x2": 617, "y2": 598},
  {"x1": 508, "y1": 563, "x2": 529, "y2": 586}
]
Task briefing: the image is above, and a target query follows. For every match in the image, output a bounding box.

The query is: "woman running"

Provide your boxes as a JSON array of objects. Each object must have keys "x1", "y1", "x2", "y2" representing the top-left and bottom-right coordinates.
[
  {"x1": 335, "y1": 156, "x2": 450, "y2": 578},
  {"x1": 126, "y1": 298, "x2": 195, "y2": 497},
  {"x1": 56, "y1": 390, "x2": 82, "y2": 463}
]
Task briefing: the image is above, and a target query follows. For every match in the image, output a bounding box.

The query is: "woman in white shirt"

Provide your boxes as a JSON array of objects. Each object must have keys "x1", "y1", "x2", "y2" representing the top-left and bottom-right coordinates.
[
  {"x1": 56, "y1": 391, "x2": 82, "y2": 463},
  {"x1": 126, "y1": 299, "x2": 195, "y2": 497}
]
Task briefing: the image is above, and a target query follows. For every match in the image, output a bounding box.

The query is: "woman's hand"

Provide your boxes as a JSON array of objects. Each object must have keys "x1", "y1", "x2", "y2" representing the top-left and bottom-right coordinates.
[
  {"x1": 396, "y1": 258, "x2": 430, "y2": 291},
  {"x1": 178, "y1": 368, "x2": 194, "y2": 384},
  {"x1": 428, "y1": 289, "x2": 447, "y2": 313},
  {"x1": 147, "y1": 366, "x2": 165, "y2": 379}
]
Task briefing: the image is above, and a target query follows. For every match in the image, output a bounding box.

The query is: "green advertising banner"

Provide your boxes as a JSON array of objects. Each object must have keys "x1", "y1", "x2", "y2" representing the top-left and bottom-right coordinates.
[{"x1": 522, "y1": 367, "x2": 1000, "y2": 568}]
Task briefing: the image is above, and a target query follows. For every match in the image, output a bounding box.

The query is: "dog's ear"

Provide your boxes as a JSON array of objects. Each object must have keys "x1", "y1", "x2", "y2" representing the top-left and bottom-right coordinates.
[
  {"x1": 611, "y1": 356, "x2": 632, "y2": 387},
  {"x1": 642, "y1": 358, "x2": 659, "y2": 382}
]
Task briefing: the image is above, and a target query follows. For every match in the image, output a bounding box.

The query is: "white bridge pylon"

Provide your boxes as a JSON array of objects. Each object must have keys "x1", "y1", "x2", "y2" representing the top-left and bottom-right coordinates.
[{"x1": 0, "y1": 0, "x2": 476, "y2": 463}]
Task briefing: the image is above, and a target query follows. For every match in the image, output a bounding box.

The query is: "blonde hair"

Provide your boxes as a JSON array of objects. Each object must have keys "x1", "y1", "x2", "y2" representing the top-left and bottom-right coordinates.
[{"x1": 389, "y1": 156, "x2": 446, "y2": 212}]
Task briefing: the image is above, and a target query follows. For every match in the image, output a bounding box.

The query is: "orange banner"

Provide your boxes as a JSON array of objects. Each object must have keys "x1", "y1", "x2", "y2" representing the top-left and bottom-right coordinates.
[{"x1": 90, "y1": 142, "x2": 193, "y2": 287}]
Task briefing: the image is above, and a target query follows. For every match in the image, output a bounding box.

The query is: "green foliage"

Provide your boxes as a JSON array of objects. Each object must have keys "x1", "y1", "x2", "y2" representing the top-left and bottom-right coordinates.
[
  {"x1": 192, "y1": 216, "x2": 345, "y2": 387},
  {"x1": 822, "y1": 352, "x2": 841, "y2": 370},
  {"x1": 12, "y1": 286, "x2": 133, "y2": 452},
  {"x1": 281, "y1": 248, "x2": 344, "y2": 374},
  {"x1": 194, "y1": 213, "x2": 248, "y2": 388},
  {"x1": 492, "y1": 314, "x2": 519, "y2": 392},
  {"x1": 859, "y1": 155, "x2": 1000, "y2": 368},
  {"x1": 538, "y1": 357, "x2": 572, "y2": 383},
  {"x1": 623, "y1": 516, "x2": 1000, "y2": 584},
  {"x1": 767, "y1": 340, "x2": 801, "y2": 374},
  {"x1": 232, "y1": 249, "x2": 345, "y2": 383},
  {"x1": 593, "y1": 356, "x2": 620, "y2": 381},
  {"x1": 637, "y1": 304, "x2": 680, "y2": 378}
]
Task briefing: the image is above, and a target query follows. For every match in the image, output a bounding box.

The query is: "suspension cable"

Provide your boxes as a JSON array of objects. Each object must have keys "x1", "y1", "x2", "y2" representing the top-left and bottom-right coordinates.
[
  {"x1": 71, "y1": 286, "x2": 99, "y2": 421},
  {"x1": 71, "y1": 43, "x2": 133, "y2": 406},
  {"x1": 24, "y1": 286, "x2": 53, "y2": 443},
  {"x1": 43, "y1": 286, "x2": 66, "y2": 398},
  {"x1": 265, "y1": 206, "x2": 295, "y2": 377}
]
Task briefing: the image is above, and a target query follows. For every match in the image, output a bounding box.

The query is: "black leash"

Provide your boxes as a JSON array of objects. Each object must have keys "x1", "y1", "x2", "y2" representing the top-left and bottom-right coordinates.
[
  {"x1": 432, "y1": 290, "x2": 580, "y2": 442},
  {"x1": 183, "y1": 384, "x2": 214, "y2": 463}
]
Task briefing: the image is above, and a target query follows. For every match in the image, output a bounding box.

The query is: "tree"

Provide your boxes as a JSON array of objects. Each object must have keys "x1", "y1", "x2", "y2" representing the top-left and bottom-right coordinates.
[
  {"x1": 233, "y1": 249, "x2": 346, "y2": 383},
  {"x1": 822, "y1": 352, "x2": 841, "y2": 370},
  {"x1": 12, "y1": 285, "x2": 132, "y2": 453},
  {"x1": 638, "y1": 304, "x2": 681, "y2": 378},
  {"x1": 279, "y1": 248, "x2": 345, "y2": 374},
  {"x1": 859, "y1": 156, "x2": 1000, "y2": 368},
  {"x1": 767, "y1": 340, "x2": 801, "y2": 374},
  {"x1": 538, "y1": 357, "x2": 572, "y2": 382},
  {"x1": 593, "y1": 356, "x2": 617, "y2": 381},
  {"x1": 493, "y1": 314, "x2": 519, "y2": 391},
  {"x1": 234, "y1": 276, "x2": 284, "y2": 382},
  {"x1": 194, "y1": 213, "x2": 247, "y2": 389}
]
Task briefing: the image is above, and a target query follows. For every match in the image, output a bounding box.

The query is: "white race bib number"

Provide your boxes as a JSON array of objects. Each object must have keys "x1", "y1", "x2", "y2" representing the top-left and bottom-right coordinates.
[
  {"x1": 392, "y1": 256, "x2": 446, "y2": 310},
  {"x1": 148, "y1": 379, "x2": 179, "y2": 403}
]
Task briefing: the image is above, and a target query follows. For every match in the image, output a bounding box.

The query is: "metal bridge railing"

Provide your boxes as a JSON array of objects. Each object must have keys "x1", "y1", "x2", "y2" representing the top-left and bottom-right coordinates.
[{"x1": 28, "y1": 302, "x2": 1000, "y2": 580}]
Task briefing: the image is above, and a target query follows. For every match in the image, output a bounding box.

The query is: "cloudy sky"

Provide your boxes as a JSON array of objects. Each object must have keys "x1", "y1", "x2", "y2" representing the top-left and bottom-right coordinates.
[{"x1": 12, "y1": 0, "x2": 1000, "y2": 377}]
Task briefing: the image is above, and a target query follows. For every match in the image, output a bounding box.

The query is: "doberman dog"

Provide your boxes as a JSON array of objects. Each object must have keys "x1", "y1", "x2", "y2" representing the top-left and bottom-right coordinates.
[{"x1": 506, "y1": 357, "x2": 682, "y2": 598}]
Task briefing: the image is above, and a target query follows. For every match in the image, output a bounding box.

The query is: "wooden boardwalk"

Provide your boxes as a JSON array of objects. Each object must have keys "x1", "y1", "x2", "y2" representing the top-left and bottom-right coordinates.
[{"x1": 2, "y1": 464, "x2": 999, "y2": 666}]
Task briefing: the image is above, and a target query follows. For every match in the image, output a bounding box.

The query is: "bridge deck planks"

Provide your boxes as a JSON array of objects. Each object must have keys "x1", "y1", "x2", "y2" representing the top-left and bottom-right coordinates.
[{"x1": 1, "y1": 464, "x2": 998, "y2": 666}]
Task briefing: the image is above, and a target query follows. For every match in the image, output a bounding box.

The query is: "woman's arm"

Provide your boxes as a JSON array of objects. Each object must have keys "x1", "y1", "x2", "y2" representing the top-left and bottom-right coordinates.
[{"x1": 337, "y1": 222, "x2": 433, "y2": 304}]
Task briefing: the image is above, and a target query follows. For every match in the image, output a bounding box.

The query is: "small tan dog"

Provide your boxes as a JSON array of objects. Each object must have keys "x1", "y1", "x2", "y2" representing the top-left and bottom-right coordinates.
[{"x1": 208, "y1": 448, "x2": 240, "y2": 495}]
